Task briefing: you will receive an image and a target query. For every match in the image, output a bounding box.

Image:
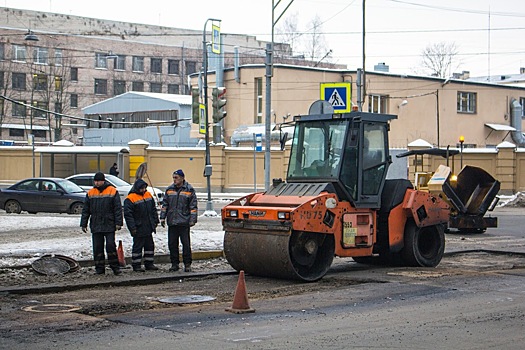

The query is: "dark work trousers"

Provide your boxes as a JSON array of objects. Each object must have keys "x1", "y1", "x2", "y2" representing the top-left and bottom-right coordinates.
[
  {"x1": 131, "y1": 235, "x2": 155, "y2": 268},
  {"x1": 92, "y1": 231, "x2": 119, "y2": 272},
  {"x1": 168, "y1": 225, "x2": 192, "y2": 266}
]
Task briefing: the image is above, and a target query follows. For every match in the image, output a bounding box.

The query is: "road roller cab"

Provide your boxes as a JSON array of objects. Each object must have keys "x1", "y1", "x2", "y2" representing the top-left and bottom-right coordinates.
[{"x1": 222, "y1": 110, "x2": 450, "y2": 281}]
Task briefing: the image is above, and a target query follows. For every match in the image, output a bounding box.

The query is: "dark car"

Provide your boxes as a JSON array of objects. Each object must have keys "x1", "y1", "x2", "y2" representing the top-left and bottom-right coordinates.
[{"x1": 0, "y1": 177, "x2": 86, "y2": 214}]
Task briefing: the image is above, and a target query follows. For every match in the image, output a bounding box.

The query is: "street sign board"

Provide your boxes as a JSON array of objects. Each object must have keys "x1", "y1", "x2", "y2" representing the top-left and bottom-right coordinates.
[
  {"x1": 255, "y1": 133, "x2": 263, "y2": 152},
  {"x1": 320, "y1": 82, "x2": 352, "y2": 113},
  {"x1": 212, "y1": 24, "x2": 221, "y2": 54},
  {"x1": 199, "y1": 104, "x2": 206, "y2": 134}
]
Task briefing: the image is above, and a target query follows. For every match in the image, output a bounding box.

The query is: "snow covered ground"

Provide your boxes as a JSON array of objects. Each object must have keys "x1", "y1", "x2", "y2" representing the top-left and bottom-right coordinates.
[{"x1": 0, "y1": 213, "x2": 225, "y2": 267}]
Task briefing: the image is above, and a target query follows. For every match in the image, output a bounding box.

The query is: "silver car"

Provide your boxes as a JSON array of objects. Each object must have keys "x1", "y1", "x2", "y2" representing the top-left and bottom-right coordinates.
[{"x1": 66, "y1": 173, "x2": 164, "y2": 206}]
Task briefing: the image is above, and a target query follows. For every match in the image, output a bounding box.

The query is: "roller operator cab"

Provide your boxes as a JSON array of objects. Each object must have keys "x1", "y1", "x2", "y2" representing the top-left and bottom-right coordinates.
[{"x1": 222, "y1": 110, "x2": 450, "y2": 282}]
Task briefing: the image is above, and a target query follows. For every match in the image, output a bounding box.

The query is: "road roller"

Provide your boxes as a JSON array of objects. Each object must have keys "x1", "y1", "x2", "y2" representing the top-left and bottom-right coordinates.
[{"x1": 222, "y1": 109, "x2": 451, "y2": 281}]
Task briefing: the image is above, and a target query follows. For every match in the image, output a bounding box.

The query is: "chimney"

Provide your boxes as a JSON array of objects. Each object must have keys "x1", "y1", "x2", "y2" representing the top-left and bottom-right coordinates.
[
  {"x1": 520, "y1": 67, "x2": 525, "y2": 74},
  {"x1": 461, "y1": 71, "x2": 470, "y2": 79}
]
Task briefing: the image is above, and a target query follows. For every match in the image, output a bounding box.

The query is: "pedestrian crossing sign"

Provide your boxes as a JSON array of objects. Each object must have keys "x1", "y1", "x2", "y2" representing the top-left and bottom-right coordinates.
[{"x1": 320, "y1": 82, "x2": 352, "y2": 113}]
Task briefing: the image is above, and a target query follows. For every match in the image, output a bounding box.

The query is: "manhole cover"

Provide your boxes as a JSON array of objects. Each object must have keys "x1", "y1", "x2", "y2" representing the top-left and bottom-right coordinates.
[
  {"x1": 158, "y1": 295, "x2": 216, "y2": 304},
  {"x1": 22, "y1": 304, "x2": 82, "y2": 313},
  {"x1": 31, "y1": 256, "x2": 71, "y2": 275}
]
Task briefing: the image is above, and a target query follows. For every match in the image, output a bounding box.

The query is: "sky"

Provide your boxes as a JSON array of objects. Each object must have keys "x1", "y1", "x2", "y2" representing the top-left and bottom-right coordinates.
[{"x1": 4, "y1": 0, "x2": 524, "y2": 77}]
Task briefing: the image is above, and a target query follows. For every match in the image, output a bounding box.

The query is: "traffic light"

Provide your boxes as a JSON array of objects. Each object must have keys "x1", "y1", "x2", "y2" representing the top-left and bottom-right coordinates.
[
  {"x1": 191, "y1": 88, "x2": 200, "y2": 124},
  {"x1": 212, "y1": 87, "x2": 227, "y2": 123}
]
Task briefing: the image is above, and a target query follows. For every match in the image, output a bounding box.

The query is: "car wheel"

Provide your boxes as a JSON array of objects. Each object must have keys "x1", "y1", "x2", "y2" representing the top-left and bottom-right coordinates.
[
  {"x1": 5, "y1": 200, "x2": 22, "y2": 214},
  {"x1": 69, "y1": 202, "x2": 83, "y2": 215}
]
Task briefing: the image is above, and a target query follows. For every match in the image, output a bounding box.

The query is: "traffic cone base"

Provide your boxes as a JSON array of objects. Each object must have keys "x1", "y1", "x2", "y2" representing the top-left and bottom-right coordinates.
[{"x1": 225, "y1": 270, "x2": 255, "y2": 314}]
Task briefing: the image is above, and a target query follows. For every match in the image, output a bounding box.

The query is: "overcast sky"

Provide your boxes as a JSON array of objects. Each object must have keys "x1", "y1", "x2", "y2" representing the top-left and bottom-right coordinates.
[{"x1": 3, "y1": 0, "x2": 525, "y2": 77}]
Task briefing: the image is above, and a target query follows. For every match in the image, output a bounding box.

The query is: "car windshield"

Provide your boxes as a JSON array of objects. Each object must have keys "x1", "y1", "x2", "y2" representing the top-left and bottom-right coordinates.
[
  {"x1": 105, "y1": 175, "x2": 130, "y2": 186},
  {"x1": 56, "y1": 179, "x2": 85, "y2": 193}
]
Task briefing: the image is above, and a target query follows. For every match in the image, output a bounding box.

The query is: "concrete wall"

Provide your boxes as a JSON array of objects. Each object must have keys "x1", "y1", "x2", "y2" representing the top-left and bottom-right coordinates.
[{"x1": 1, "y1": 143, "x2": 524, "y2": 195}]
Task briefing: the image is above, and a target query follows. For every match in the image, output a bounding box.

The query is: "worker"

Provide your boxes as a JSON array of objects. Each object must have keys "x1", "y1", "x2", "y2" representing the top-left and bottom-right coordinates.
[
  {"x1": 109, "y1": 163, "x2": 119, "y2": 176},
  {"x1": 160, "y1": 169, "x2": 198, "y2": 272},
  {"x1": 123, "y1": 178, "x2": 160, "y2": 272},
  {"x1": 80, "y1": 172, "x2": 123, "y2": 275}
]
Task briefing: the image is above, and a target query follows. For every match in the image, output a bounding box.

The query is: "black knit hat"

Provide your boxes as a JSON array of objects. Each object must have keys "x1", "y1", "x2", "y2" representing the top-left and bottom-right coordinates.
[
  {"x1": 173, "y1": 169, "x2": 185, "y2": 177},
  {"x1": 94, "y1": 172, "x2": 105, "y2": 181}
]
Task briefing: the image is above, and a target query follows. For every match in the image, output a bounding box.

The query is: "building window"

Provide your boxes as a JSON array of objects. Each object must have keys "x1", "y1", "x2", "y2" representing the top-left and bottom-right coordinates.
[
  {"x1": 150, "y1": 82, "x2": 162, "y2": 93},
  {"x1": 9, "y1": 128, "x2": 24, "y2": 137},
  {"x1": 114, "y1": 55, "x2": 126, "y2": 70},
  {"x1": 70, "y1": 67, "x2": 78, "y2": 81},
  {"x1": 132, "y1": 56, "x2": 144, "y2": 72},
  {"x1": 368, "y1": 94, "x2": 389, "y2": 113},
  {"x1": 520, "y1": 97, "x2": 525, "y2": 118},
  {"x1": 151, "y1": 58, "x2": 162, "y2": 73},
  {"x1": 94, "y1": 79, "x2": 108, "y2": 95},
  {"x1": 457, "y1": 91, "x2": 477, "y2": 113},
  {"x1": 55, "y1": 48, "x2": 63, "y2": 65},
  {"x1": 70, "y1": 93, "x2": 78, "y2": 108},
  {"x1": 114, "y1": 80, "x2": 126, "y2": 95},
  {"x1": 33, "y1": 74, "x2": 47, "y2": 90},
  {"x1": 34, "y1": 129, "x2": 46, "y2": 138},
  {"x1": 95, "y1": 52, "x2": 107, "y2": 69},
  {"x1": 33, "y1": 47, "x2": 49, "y2": 64},
  {"x1": 185, "y1": 61, "x2": 197, "y2": 75},
  {"x1": 33, "y1": 101, "x2": 48, "y2": 119},
  {"x1": 70, "y1": 120, "x2": 78, "y2": 135},
  {"x1": 0, "y1": 71, "x2": 4, "y2": 88},
  {"x1": 12, "y1": 101, "x2": 26, "y2": 117},
  {"x1": 168, "y1": 84, "x2": 179, "y2": 94},
  {"x1": 132, "y1": 81, "x2": 144, "y2": 92},
  {"x1": 255, "y1": 77, "x2": 263, "y2": 123},
  {"x1": 0, "y1": 43, "x2": 4, "y2": 60},
  {"x1": 168, "y1": 59, "x2": 179, "y2": 75},
  {"x1": 12, "y1": 45, "x2": 26, "y2": 62},
  {"x1": 0, "y1": 97, "x2": 3, "y2": 115},
  {"x1": 12, "y1": 73, "x2": 26, "y2": 90}
]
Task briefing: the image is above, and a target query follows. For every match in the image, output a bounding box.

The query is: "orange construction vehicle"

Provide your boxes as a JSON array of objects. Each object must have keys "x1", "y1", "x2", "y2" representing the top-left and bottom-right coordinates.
[{"x1": 222, "y1": 106, "x2": 451, "y2": 281}]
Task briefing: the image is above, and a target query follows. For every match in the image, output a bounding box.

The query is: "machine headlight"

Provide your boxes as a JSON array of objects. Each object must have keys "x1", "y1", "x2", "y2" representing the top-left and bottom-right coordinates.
[
  {"x1": 277, "y1": 212, "x2": 290, "y2": 220},
  {"x1": 227, "y1": 209, "x2": 238, "y2": 218}
]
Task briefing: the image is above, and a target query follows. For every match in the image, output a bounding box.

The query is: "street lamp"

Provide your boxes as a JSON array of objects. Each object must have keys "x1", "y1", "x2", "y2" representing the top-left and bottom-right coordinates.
[
  {"x1": 203, "y1": 18, "x2": 221, "y2": 214},
  {"x1": 459, "y1": 135, "x2": 465, "y2": 169}
]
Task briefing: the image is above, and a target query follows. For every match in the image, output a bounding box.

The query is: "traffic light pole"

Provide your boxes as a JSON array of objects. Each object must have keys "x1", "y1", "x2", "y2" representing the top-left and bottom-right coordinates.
[{"x1": 203, "y1": 18, "x2": 220, "y2": 214}]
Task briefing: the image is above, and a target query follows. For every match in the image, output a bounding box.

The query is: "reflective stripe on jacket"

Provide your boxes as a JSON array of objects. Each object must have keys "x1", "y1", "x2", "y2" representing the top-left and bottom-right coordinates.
[
  {"x1": 80, "y1": 182, "x2": 123, "y2": 233},
  {"x1": 124, "y1": 191, "x2": 159, "y2": 237},
  {"x1": 160, "y1": 181, "x2": 198, "y2": 226}
]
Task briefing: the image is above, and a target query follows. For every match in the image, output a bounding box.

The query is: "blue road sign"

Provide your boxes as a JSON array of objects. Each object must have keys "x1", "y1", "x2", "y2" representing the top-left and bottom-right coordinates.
[{"x1": 320, "y1": 82, "x2": 352, "y2": 113}]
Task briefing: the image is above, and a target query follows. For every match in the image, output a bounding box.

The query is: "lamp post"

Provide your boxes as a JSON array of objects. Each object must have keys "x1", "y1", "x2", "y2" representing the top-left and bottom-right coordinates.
[
  {"x1": 459, "y1": 135, "x2": 465, "y2": 169},
  {"x1": 203, "y1": 18, "x2": 221, "y2": 214}
]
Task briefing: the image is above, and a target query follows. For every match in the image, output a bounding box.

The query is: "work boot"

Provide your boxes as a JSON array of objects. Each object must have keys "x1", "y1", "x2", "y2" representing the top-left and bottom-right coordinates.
[
  {"x1": 145, "y1": 264, "x2": 159, "y2": 271},
  {"x1": 133, "y1": 265, "x2": 145, "y2": 272},
  {"x1": 94, "y1": 269, "x2": 105, "y2": 275},
  {"x1": 112, "y1": 267, "x2": 122, "y2": 276},
  {"x1": 184, "y1": 265, "x2": 192, "y2": 272},
  {"x1": 169, "y1": 264, "x2": 180, "y2": 272}
]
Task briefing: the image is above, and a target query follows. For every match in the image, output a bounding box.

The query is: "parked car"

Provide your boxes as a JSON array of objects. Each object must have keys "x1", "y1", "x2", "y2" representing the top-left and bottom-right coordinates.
[
  {"x1": 66, "y1": 173, "x2": 164, "y2": 206},
  {"x1": 0, "y1": 177, "x2": 86, "y2": 214}
]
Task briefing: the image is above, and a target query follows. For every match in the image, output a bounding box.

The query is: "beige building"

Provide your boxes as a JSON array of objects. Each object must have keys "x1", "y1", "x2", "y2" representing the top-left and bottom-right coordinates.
[{"x1": 199, "y1": 65, "x2": 525, "y2": 149}]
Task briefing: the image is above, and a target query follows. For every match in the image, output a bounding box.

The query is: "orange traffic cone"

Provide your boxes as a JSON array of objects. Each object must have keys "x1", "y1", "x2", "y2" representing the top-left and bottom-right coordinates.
[
  {"x1": 117, "y1": 240, "x2": 126, "y2": 267},
  {"x1": 225, "y1": 270, "x2": 255, "y2": 314}
]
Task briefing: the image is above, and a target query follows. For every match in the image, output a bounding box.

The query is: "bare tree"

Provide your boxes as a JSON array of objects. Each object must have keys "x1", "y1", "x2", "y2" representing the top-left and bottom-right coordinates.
[
  {"x1": 300, "y1": 15, "x2": 331, "y2": 65},
  {"x1": 275, "y1": 12, "x2": 299, "y2": 57},
  {"x1": 419, "y1": 42, "x2": 461, "y2": 78}
]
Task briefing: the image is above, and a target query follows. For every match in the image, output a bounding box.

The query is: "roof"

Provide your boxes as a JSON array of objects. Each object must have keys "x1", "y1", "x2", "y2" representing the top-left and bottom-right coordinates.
[
  {"x1": 82, "y1": 92, "x2": 192, "y2": 115},
  {"x1": 34, "y1": 146, "x2": 129, "y2": 154}
]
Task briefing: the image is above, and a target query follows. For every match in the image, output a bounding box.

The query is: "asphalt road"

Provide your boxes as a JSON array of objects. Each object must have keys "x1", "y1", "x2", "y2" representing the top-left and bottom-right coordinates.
[{"x1": 0, "y1": 206, "x2": 524, "y2": 349}]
